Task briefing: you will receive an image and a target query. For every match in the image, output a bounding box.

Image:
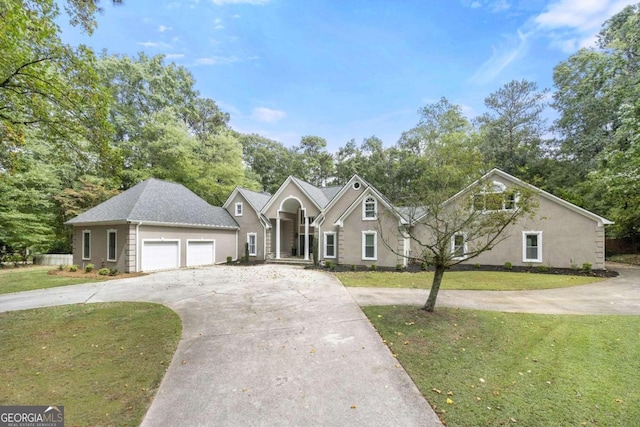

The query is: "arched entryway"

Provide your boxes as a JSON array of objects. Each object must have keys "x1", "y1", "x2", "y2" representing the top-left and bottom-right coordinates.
[{"x1": 275, "y1": 196, "x2": 314, "y2": 261}]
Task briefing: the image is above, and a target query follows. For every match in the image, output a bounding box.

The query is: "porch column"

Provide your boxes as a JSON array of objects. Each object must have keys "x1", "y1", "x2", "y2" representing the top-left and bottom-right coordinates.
[
  {"x1": 304, "y1": 215, "x2": 309, "y2": 261},
  {"x1": 276, "y1": 214, "x2": 281, "y2": 259}
]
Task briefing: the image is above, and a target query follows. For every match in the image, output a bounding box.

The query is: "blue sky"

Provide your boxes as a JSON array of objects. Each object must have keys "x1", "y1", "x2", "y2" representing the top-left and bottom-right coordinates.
[{"x1": 58, "y1": 0, "x2": 636, "y2": 151}]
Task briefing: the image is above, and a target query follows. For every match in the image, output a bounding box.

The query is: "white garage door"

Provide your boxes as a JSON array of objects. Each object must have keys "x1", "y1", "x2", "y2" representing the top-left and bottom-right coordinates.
[
  {"x1": 187, "y1": 240, "x2": 215, "y2": 267},
  {"x1": 142, "y1": 241, "x2": 179, "y2": 272}
]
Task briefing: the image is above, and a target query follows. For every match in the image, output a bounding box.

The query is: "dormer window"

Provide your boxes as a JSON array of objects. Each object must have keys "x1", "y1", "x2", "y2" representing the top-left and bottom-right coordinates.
[
  {"x1": 363, "y1": 197, "x2": 377, "y2": 220},
  {"x1": 235, "y1": 202, "x2": 243, "y2": 216}
]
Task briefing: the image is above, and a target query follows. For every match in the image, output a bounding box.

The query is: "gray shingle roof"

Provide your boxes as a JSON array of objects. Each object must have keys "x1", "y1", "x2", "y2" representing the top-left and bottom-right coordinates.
[
  {"x1": 66, "y1": 178, "x2": 239, "y2": 228},
  {"x1": 238, "y1": 188, "x2": 271, "y2": 212},
  {"x1": 291, "y1": 177, "x2": 344, "y2": 209}
]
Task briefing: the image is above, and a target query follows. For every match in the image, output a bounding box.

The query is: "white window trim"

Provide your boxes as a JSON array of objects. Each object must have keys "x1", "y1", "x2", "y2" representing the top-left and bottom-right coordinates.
[
  {"x1": 324, "y1": 231, "x2": 336, "y2": 259},
  {"x1": 522, "y1": 231, "x2": 543, "y2": 263},
  {"x1": 107, "y1": 229, "x2": 117, "y2": 262},
  {"x1": 82, "y1": 230, "x2": 91, "y2": 260},
  {"x1": 247, "y1": 233, "x2": 257, "y2": 256},
  {"x1": 363, "y1": 197, "x2": 377, "y2": 220},
  {"x1": 235, "y1": 202, "x2": 243, "y2": 216},
  {"x1": 451, "y1": 233, "x2": 467, "y2": 260},
  {"x1": 362, "y1": 231, "x2": 377, "y2": 261}
]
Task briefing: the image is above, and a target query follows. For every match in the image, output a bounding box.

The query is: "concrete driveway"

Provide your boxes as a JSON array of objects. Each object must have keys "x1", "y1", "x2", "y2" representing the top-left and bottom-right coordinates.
[
  {"x1": 348, "y1": 264, "x2": 640, "y2": 315},
  {"x1": 0, "y1": 265, "x2": 442, "y2": 427}
]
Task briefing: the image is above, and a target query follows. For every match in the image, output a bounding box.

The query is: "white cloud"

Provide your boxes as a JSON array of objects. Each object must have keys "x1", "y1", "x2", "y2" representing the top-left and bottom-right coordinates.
[
  {"x1": 534, "y1": 0, "x2": 637, "y2": 51},
  {"x1": 211, "y1": 0, "x2": 268, "y2": 5},
  {"x1": 490, "y1": 0, "x2": 510, "y2": 13},
  {"x1": 214, "y1": 18, "x2": 224, "y2": 30},
  {"x1": 469, "y1": 30, "x2": 530, "y2": 84},
  {"x1": 137, "y1": 41, "x2": 172, "y2": 48},
  {"x1": 165, "y1": 53, "x2": 185, "y2": 59},
  {"x1": 195, "y1": 56, "x2": 239, "y2": 65},
  {"x1": 158, "y1": 25, "x2": 172, "y2": 32},
  {"x1": 251, "y1": 107, "x2": 286, "y2": 123},
  {"x1": 470, "y1": 1, "x2": 482, "y2": 8}
]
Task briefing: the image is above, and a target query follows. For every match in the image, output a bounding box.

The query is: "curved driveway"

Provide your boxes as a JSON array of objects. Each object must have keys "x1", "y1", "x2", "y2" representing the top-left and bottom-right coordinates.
[
  {"x1": 348, "y1": 264, "x2": 640, "y2": 315},
  {"x1": 0, "y1": 265, "x2": 442, "y2": 427}
]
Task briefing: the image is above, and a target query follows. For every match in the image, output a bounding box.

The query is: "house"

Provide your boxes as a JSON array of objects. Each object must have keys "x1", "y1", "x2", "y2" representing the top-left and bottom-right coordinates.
[
  {"x1": 66, "y1": 178, "x2": 239, "y2": 272},
  {"x1": 67, "y1": 169, "x2": 613, "y2": 272}
]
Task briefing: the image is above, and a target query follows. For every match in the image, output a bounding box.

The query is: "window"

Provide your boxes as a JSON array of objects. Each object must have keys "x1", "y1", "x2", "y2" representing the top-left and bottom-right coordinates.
[
  {"x1": 452, "y1": 234, "x2": 466, "y2": 259},
  {"x1": 82, "y1": 230, "x2": 91, "y2": 260},
  {"x1": 523, "y1": 231, "x2": 542, "y2": 262},
  {"x1": 235, "y1": 203, "x2": 243, "y2": 216},
  {"x1": 473, "y1": 181, "x2": 518, "y2": 212},
  {"x1": 107, "y1": 230, "x2": 117, "y2": 261},
  {"x1": 363, "y1": 197, "x2": 377, "y2": 220},
  {"x1": 324, "y1": 232, "x2": 336, "y2": 258},
  {"x1": 362, "y1": 231, "x2": 377, "y2": 260},
  {"x1": 352, "y1": 181, "x2": 361, "y2": 190},
  {"x1": 247, "y1": 233, "x2": 257, "y2": 256}
]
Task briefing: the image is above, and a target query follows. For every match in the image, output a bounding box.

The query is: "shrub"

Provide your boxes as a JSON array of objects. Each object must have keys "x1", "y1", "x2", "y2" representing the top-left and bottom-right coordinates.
[
  {"x1": 473, "y1": 263, "x2": 481, "y2": 269},
  {"x1": 108, "y1": 268, "x2": 118, "y2": 276},
  {"x1": 58, "y1": 264, "x2": 65, "y2": 271},
  {"x1": 244, "y1": 242, "x2": 250, "y2": 263},
  {"x1": 582, "y1": 262, "x2": 592, "y2": 274},
  {"x1": 395, "y1": 263, "x2": 403, "y2": 271},
  {"x1": 420, "y1": 262, "x2": 427, "y2": 271},
  {"x1": 325, "y1": 260, "x2": 334, "y2": 269},
  {"x1": 504, "y1": 261, "x2": 512, "y2": 270},
  {"x1": 370, "y1": 264, "x2": 377, "y2": 271},
  {"x1": 85, "y1": 263, "x2": 94, "y2": 273},
  {"x1": 98, "y1": 268, "x2": 110, "y2": 276},
  {"x1": 226, "y1": 256, "x2": 233, "y2": 265},
  {"x1": 537, "y1": 265, "x2": 549, "y2": 273},
  {"x1": 68, "y1": 265, "x2": 78, "y2": 272},
  {"x1": 350, "y1": 264, "x2": 356, "y2": 272}
]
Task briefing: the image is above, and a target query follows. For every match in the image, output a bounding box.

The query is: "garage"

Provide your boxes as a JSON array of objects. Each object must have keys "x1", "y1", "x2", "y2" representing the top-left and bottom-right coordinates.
[
  {"x1": 187, "y1": 240, "x2": 215, "y2": 267},
  {"x1": 142, "y1": 240, "x2": 180, "y2": 272}
]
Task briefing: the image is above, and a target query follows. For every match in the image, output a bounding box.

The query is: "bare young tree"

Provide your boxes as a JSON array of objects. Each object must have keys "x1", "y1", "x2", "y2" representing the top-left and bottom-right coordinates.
[{"x1": 380, "y1": 175, "x2": 538, "y2": 311}]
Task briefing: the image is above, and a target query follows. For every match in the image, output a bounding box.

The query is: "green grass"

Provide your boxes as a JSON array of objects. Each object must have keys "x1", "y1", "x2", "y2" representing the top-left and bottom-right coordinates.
[
  {"x1": 336, "y1": 271, "x2": 603, "y2": 290},
  {"x1": 0, "y1": 303, "x2": 181, "y2": 427},
  {"x1": 0, "y1": 267, "x2": 104, "y2": 295},
  {"x1": 365, "y1": 306, "x2": 640, "y2": 427}
]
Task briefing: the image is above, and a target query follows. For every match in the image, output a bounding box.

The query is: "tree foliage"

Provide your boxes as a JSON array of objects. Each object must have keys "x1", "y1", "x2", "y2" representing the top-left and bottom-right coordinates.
[
  {"x1": 0, "y1": 0, "x2": 112, "y2": 172},
  {"x1": 477, "y1": 79, "x2": 549, "y2": 178}
]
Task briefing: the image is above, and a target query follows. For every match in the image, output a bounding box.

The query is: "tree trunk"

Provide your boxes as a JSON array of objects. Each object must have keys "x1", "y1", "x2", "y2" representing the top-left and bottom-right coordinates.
[{"x1": 422, "y1": 264, "x2": 446, "y2": 312}]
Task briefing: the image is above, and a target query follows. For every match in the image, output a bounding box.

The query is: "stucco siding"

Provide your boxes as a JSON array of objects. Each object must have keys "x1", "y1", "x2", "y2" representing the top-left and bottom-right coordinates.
[
  {"x1": 138, "y1": 225, "x2": 237, "y2": 269},
  {"x1": 461, "y1": 193, "x2": 604, "y2": 269},
  {"x1": 339, "y1": 203, "x2": 405, "y2": 268},
  {"x1": 409, "y1": 175, "x2": 608, "y2": 270},
  {"x1": 72, "y1": 224, "x2": 129, "y2": 272},
  {"x1": 226, "y1": 193, "x2": 266, "y2": 260}
]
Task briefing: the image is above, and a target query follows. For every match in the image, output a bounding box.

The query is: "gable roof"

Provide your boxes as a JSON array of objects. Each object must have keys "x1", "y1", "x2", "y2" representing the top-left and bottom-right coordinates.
[
  {"x1": 333, "y1": 183, "x2": 409, "y2": 227},
  {"x1": 432, "y1": 168, "x2": 614, "y2": 227},
  {"x1": 261, "y1": 176, "x2": 344, "y2": 213},
  {"x1": 66, "y1": 178, "x2": 239, "y2": 229}
]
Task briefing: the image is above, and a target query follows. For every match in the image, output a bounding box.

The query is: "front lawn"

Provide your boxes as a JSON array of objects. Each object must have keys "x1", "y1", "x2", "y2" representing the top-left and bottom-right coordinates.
[
  {"x1": 0, "y1": 267, "x2": 141, "y2": 295},
  {"x1": 365, "y1": 306, "x2": 640, "y2": 427},
  {"x1": 336, "y1": 271, "x2": 603, "y2": 290},
  {"x1": 0, "y1": 302, "x2": 181, "y2": 427}
]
